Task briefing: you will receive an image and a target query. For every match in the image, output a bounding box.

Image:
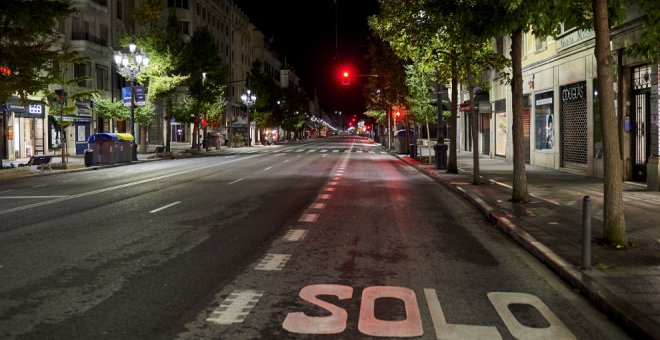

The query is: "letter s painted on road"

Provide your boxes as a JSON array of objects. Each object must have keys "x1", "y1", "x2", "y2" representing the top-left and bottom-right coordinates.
[{"x1": 282, "y1": 284, "x2": 353, "y2": 334}]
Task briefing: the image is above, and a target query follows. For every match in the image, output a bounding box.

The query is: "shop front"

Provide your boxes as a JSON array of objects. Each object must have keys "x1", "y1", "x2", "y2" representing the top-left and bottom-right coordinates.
[{"x1": 2, "y1": 96, "x2": 45, "y2": 160}]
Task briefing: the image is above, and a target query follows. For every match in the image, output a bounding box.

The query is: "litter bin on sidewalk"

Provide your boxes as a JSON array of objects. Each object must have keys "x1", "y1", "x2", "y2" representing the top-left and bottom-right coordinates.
[
  {"x1": 409, "y1": 143, "x2": 417, "y2": 158},
  {"x1": 394, "y1": 130, "x2": 407, "y2": 154},
  {"x1": 115, "y1": 133, "x2": 134, "y2": 163},
  {"x1": 84, "y1": 149, "x2": 94, "y2": 167},
  {"x1": 87, "y1": 133, "x2": 119, "y2": 165},
  {"x1": 434, "y1": 142, "x2": 448, "y2": 169}
]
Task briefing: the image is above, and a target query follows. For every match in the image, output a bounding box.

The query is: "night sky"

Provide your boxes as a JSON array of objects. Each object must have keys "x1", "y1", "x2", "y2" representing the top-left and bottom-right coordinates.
[{"x1": 233, "y1": 0, "x2": 380, "y2": 119}]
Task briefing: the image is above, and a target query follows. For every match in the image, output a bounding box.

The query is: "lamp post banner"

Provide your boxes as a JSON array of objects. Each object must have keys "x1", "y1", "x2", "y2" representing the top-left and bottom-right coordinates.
[
  {"x1": 134, "y1": 86, "x2": 146, "y2": 106},
  {"x1": 122, "y1": 87, "x2": 132, "y2": 107}
]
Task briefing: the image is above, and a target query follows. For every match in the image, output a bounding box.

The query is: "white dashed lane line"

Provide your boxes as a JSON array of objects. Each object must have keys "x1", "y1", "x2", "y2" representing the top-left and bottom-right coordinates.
[
  {"x1": 255, "y1": 254, "x2": 291, "y2": 271},
  {"x1": 284, "y1": 229, "x2": 309, "y2": 241},
  {"x1": 228, "y1": 178, "x2": 243, "y2": 185},
  {"x1": 149, "y1": 201, "x2": 181, "y2": 213},
  {"x1": 206, "y1": 290, "x2": 264, "y2": 325},
  {"x1": 299, "y1": 214, "x2": 319, "y2": 223}
]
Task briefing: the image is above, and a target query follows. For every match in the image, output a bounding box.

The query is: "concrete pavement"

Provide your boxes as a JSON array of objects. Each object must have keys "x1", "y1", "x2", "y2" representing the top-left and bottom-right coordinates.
[{"x1": 398, "y1": 145, "x2": 660, "y2": 339}]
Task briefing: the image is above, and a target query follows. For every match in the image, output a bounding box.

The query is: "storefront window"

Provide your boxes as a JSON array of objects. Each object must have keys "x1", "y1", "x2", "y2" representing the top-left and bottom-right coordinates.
[{"x1": 535, "y1": 91, "x2": 554, "y2": 150}]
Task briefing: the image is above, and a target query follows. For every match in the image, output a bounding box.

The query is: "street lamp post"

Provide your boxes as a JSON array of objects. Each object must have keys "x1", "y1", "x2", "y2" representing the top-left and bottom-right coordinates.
[
  {"x1": 240, "y1": 89, "x2": 256, "y2": 147},
  {"x1": 113, "y1": 43, "x2": 149, "y2": 161}
]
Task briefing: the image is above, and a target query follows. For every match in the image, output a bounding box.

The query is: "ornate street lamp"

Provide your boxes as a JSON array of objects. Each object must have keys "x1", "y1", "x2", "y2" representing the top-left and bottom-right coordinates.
[
  {"x1": 113, "y1": 43, "x2": 149, "y2": 160},
  {"x1": 240, "y1": 89, "x2": 256, "y2": 147}
]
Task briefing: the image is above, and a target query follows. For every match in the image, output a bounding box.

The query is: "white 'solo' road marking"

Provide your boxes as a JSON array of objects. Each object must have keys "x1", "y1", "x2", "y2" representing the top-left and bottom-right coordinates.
[
  {"x1": 281, "y1": 284, "x2": 576, "y2": 338},
  {"x1": 255, "y1": 254, "x2": 291, "y2": 271},
  {"x1": 206, "y1": 290, "x2": 263, "y2": 325},
  {"x1": 283, "y1": 229, "x2": 309, "y2": 241}
]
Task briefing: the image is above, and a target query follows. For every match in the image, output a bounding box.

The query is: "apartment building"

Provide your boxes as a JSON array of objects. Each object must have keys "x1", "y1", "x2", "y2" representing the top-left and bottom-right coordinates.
[{"x1": 1, "y1": 0, "x2": 297, "y2": 161}]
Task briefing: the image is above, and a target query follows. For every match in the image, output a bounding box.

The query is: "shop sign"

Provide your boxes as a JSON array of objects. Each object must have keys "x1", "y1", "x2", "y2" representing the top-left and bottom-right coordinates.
[
  {"x1": 6, "y1": 96, "x2": 26, "y2": 114},
  {"x1": 562, "y1": 82, "x2": 585, "y2": 102},
  {"x1": 23, "y1": 104, "x2": 45, "y2": 118},
  {"x1": 478, "y1": 101, "x2": 492, "y2": 113},
  {"x1": 556, "y1": 29, "x2": 595, "y2": 52},
  {"x1": 76, "y1": 99, "x2": 93, "y2": 115}
]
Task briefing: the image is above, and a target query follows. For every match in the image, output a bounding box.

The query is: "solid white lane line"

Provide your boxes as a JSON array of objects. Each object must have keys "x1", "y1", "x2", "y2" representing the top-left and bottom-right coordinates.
[
  {"x1": 206, "y1": 290, "x2": 264, "y2": 324},
  {"x1": 228, "y1": 178, "x2": 243, "y2": 185},
  {"x1": 150, "y1": 201, "x2": 181, "y2": 213}
]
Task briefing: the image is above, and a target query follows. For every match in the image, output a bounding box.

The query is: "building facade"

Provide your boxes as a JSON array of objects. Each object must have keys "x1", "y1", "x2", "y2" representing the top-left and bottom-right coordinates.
[{"x1": 482, "y1": 4, "x2": 660, "y2": 190}]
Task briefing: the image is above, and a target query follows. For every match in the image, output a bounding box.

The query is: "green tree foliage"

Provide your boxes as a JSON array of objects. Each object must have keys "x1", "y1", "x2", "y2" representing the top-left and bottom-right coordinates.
[
  {"x1": 179, "y1": 26, "x2": 228, "y2": 148},
  {"x1": 370, "y1": 0, "x2": 507, "y2": 179},
  {"x1": 628, "y1": 0, "x2": 660, "y2": 61},
  {"x1": 126, "y1": 2, "x2": 189, "y2": 151},
  {"x1": 92, "y1": 93, "x2": 128, "y2": 121},
  {"x1": 0, "y1": 0, "x2": 75, "y2": 101},
  {"x1": 42, "y1": 43, "x2": 96, "y2": 164}
]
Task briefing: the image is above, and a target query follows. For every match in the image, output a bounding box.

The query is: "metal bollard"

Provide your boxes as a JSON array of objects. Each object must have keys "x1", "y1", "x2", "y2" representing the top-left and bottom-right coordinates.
[{"x1": 581, "y1": 196, "x2": 592, "y2": 270}]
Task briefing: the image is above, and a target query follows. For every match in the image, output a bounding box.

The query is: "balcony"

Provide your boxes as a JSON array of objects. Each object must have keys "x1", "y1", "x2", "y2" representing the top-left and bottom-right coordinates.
[{"x1": 71, "y1": 31, "x2": 107, "y2": 47}]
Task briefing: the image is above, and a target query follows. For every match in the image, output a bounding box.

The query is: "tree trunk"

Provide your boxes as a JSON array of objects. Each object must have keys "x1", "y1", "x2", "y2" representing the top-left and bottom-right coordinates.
[
  {"x1": 165, "y1": 98, "x2": 172, "y2": 152},
  {"x1": 593, "y1": 0, "x2": 628, "y2": 246},
  {"x1": 511, "y1": 28, "x2": 529, "y2": 202},
  {"x1": 467, "y1": 62, "x2": 480, "y2": 184},
  {"x1": 139, "y1": 125, "x2": 148, "y2": 154},
  {"x1": 60, "y1": 124, "x2": 66, "y2": 165},
  {"x1": 447, "y1": 55, "x2": 459, "y2": 173},
  {"x1": 425, "y1": 117, "x2": 432, "y2": 165}
]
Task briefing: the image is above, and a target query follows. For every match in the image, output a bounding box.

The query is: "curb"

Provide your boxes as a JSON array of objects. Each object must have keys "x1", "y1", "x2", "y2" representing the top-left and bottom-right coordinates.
[{"x1": 393, "y1": 152, "x2": 659, "y2": 339}]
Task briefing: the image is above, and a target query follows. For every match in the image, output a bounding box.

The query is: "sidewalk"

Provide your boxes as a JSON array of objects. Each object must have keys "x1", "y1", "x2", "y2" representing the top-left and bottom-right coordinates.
[{"x1": 398, "y1": 147, "x2": 660, "y2": 339}]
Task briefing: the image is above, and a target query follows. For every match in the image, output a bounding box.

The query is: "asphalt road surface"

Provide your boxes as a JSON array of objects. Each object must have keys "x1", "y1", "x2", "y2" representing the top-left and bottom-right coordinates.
[{"x1": 0, "y1": 136, "x2": 629, "y2": 339}]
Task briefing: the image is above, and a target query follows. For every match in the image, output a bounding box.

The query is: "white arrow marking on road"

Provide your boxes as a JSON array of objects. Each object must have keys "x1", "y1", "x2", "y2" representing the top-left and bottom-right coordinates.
[{"x1": 150, "y1": 201, "x2": 181, "y2": 213}]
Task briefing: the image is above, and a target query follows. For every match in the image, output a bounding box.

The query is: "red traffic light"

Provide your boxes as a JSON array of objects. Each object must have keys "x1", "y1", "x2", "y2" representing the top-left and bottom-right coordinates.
[{"x1": 341, "y1": 70, "x2": 350, "y2": 85}]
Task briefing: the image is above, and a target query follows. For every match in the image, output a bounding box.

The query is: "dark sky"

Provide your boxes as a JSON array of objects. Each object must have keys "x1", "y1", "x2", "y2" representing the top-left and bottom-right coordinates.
[{"x1": 233, "y1": 0, "x2": 380, "y2": 119}]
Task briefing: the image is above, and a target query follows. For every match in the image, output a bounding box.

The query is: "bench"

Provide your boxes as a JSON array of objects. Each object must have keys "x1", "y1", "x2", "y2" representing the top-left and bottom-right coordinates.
[
  {"x1": 21, "y1": 155, "x2": 53, "y2": 173},
  {"x1": 154, "y1": 146, "x2": 165, "y2": 157}
]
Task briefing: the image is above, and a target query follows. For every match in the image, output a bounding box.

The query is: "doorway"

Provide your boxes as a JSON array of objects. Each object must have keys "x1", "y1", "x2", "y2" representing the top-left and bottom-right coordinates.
[{"x1": 631, "y1": 65, "x2": 651, "y2": 181}]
